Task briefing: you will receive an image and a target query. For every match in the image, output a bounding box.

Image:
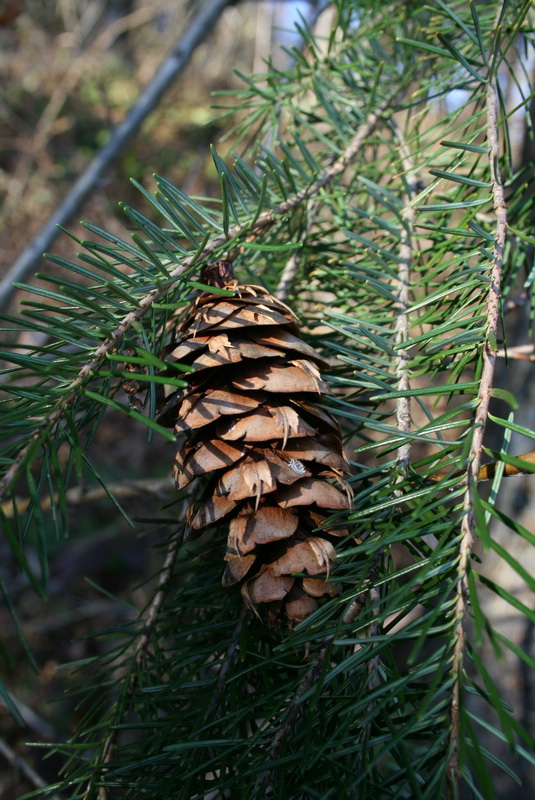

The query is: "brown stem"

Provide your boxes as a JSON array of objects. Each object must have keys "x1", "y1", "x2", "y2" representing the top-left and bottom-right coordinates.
[
  {"x1": 430, "y1": 450, "x2": 535, "y2": 484},
  {"x1": 447, "y1": 50, "x2": 507, "y2": 794},
  {"x1": 391, "y1": 120, "x2": 416, "y2": 479}
]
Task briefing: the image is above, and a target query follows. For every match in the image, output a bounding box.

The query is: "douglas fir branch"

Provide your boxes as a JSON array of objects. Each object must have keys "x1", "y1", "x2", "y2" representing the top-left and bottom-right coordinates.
[{"x1": 157, "y1": 271, "x2": 352, "y2": 624}]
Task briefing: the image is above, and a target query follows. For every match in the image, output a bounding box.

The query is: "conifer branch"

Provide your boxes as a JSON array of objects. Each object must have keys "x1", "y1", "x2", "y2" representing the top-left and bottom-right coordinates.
[
  {"x1": 391, "y1": 124, "x2": 442, "y2": 553},
  {"x1": 83, "y1": 527, "x2": 184, "y2": 800},
  {"x1": 251, "y1": 590, "x2": 369, "y2": 796},
  {"x1": 0, "y1": 94, "x2": 394, "y2": 503},
  {"x1": 275, "y1": 248, "x2": 303, "y2": 303},
  {"x1": 6, "y1": 2, "x2": 532, "y2": 793},
  {"x1": 354, "y1": 584, "x2": 382, "y2": 772},
  {"x1": 447, "y1": 37, "x2": 508, "y2": 793}
]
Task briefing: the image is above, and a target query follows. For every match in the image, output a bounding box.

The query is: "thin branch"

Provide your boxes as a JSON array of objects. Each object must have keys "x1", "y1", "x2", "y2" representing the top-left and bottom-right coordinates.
[
  {"x1": 275, "y1": 199, "x2": 319, "y2": 300},
  {"x1": 0, "y1": 737, "x2": 64, "y2": 800},
  {"x1": 1, "y1": 475, "x2": 175, "y2": 517},
  {"x1": 202, "y1": 611, "x2": 246, "y2": 725},
  {"x1": 447, "y1": 48, "x2": 508, "y2": 794},
  {"x1": 0, "y1": 0, "x2": 235, "y2": 312},
  {"x1": 0, "y1": 93, "x2": 394, "y2": 502},
  {"x1": 430, "y1": 449, "x2": 535, "y2": 483},
  {"x1": 391, "y1": 120, "x2": 415, "y2": 479},
  {"x1": 392, "y1": 123, "x2": 441, "y2": 556},
  {"x1": 275, "y1": 249, "x2": 303, "y2": 302},
  {"x1": 82, "y1": 527, "x2": 184, "y2": 800},
  {"x1": 354, "y1": 585, "x2": 382, "y2": 772},
  {"x1": 497, "y1": 343, "x2": 535, "y2": 360}
]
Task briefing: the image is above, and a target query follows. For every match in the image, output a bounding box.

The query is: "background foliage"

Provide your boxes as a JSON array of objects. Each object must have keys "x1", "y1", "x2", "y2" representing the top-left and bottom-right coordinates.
[{"x1": 1, "y1": 1, "x2": 535, "y2": 798}]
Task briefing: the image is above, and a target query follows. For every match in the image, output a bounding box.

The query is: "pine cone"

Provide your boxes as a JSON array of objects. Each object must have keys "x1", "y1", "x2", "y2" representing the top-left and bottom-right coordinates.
[{"x1": 159, "y1": 279, "x2": 351, "y2": 624}]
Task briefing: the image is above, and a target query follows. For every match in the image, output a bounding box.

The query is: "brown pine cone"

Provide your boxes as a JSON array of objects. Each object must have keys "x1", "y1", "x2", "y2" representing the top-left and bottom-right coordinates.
[{"x1": 159, "y1": 281, "x2": 351, "y2": 624}]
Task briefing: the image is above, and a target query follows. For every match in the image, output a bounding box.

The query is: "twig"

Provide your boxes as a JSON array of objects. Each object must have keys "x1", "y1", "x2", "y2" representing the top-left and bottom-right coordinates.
[
  {"x1": 82, "y1": 527, "x2": 183, "y2": 800},
  {"x1": 392, "y1": 122, "x2": 441, "y2": 555},
  {"x1": 353, "y1": 584, "x2": 382, "y2": 772},
  {"x1": 347, "y1": 123, "x2": 418, "y2": 776},
  {"x1": 0, "y1": 93, "x2": 395, "y2": 503},
  {"x1": 0, "y1": 0, "x2": 235, "y2": 312},
  {"x1": 0, "y1": 694, "x2": 55, "y2": 740},
  {"x1": 368, "y1": 591, "x2": 382, "y2": 681},
  {"x1": 1, "y1": 474, "x2": 175, "y2": 517},
  {"x1": 385, "y1": 601, "x2": 426, "y2": 635},
  {"x1": 447, "y1": 44, "x2": 507, "y2": 795},
  {"x1": 391, "y1": 120, "x2": 415, "y2": 479},
  {"x1": 430, "y1": 449, "x2": 535, "y2": 484},
  {"x1": 496, "y1": 343, "x2": 535, "y2": 360},
  {"x1": 0, "y1": 737, "x2": 64, "y2": 800},
  {"x1": 203, "y1": 611, "x2": 246, "y2": 725},
  {"x1": 275, "y1": 199, "x2": 319, "y2": 301}
]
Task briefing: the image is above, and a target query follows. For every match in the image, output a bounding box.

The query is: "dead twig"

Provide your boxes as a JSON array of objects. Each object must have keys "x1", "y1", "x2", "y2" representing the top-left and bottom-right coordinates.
[
  {"x1": 430, "y1": 449, "x2": 535, "y2": 484},
  {"x1": 0, "y1": 737, "x2": 64, "y2": 800},
  {"x1": 496, "y1": 343, "x2": 535, "y2": 361},
  {"x1": 1, "y1": 474, "x2": 175, "y2": 518}
]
